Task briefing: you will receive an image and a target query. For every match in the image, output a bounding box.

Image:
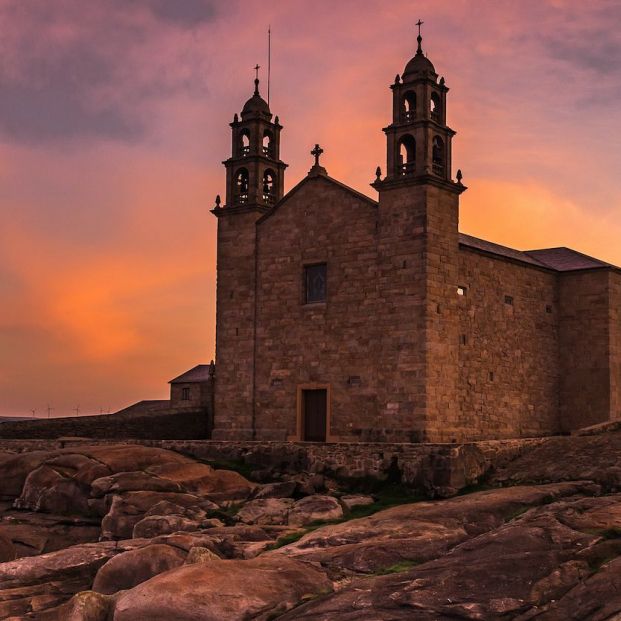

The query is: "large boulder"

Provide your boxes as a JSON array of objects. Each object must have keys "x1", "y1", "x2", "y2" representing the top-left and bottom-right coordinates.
[
  {"x1": 90, "y1": 471, "x2": 182, "y2": 497},
  {"x1": 0, "y1": 450, "x2": 63, "y2": 499},
  {"x1": 288, "y1": 495, "x2": 344, "y2": 527},
  {"x1": 0, "y1": 540, "x2": 143, "y2": 619},
  {"x1": 236, "y1": 498, "x2": 295, "y2": 526},
  {"x1": 1, "y1": 444, "x2": 254, "y2": 517},
  {"x1": 15, "y1": 465, "x2": 92, "y2": 515},
  {"x1": 111, "y1": 556, "x2": 332, "y2": 621},
  {"x1": 0, "y1": 511, "x2": 100, "y2": 558},
  {"x1": 132, "y1": 514, "x2": 223, "y2": 538},
  {"x1": 144, "y1": 461, "x2": 256, "y2": 502},
  {"x1": 100, "y1": 491, "x2": 212, "y2": 539},
  {"x1": 0, "y1": 529, "x2": 15, "y2": 562},
  {"x1": 491, "y1": 432, "x2": 621, "y2": 491},
  {"x1": 253, "y1": 481, "x2": 297, "y2": 500},
  {"x1": 92, "y1": 544, "x2": 186, "y2": 595}
]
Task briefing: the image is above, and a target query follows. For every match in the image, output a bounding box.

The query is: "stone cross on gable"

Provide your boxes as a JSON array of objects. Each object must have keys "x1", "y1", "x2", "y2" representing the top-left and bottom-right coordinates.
[{"x1": 311, "y1": 144, "x2": 324, "y2": 167}]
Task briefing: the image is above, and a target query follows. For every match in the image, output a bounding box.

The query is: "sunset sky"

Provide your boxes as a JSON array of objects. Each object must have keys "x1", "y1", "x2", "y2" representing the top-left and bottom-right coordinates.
[{"x1": 1, "y1": 0, "x2": 620, "y2": 417}]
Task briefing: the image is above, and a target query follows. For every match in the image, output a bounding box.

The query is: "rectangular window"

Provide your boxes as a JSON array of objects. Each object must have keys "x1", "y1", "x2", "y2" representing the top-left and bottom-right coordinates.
[
  {"x1": 504, "y1": 295, "x2": 514, "y2": 305},
  {"x1": 304, "y1": 263, "x2": 327, "y2": 304},
  {"x1": 181, "y1": 387, "x2": 190, "y2": 400},
  {"x1": 457, "y1": 286, "x2": 467, "y2": 296}
]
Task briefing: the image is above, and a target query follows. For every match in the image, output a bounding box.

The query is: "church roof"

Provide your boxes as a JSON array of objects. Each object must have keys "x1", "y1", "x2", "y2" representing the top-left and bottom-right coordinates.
[
  {"x1": 241, "y1": 78, "x2": 271, "y2": 119},
  {"x1": 403, "y1": 51, "x2": 436, "y2": 79},
  {"x1": 241, "y1": 93, "x2": 270, "y2": 117},
  {"x1": 257, "y1": 171, "x2": 378, "y2": 225},
  {"x1": 169, "y1": 364, "x2": 213, "y2": 384},
  {"x1": 459, "y1": 233, "x2": 619, "y2": 272},
  {"x1": 524, "y1": 247, "x2": 616, "y2": 272},
  {"x1": 459, "y1": 234, "x2": 547, "y2": 267}
]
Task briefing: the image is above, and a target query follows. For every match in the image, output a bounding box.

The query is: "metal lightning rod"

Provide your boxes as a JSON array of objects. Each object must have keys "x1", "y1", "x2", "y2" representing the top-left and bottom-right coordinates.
[{"x1": 267, "y1": 25, "x2": 271, "y2": 106}]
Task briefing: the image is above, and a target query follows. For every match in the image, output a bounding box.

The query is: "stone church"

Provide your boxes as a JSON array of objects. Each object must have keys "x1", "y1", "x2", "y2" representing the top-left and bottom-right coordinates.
[{"x1": 211, "y1": 32, "x2": 621, "y2": 443}]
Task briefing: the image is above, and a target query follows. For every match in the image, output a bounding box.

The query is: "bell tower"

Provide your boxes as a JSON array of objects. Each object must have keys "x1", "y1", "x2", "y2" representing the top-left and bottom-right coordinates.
[
  {"x1": 223, "y1": 68, "x2": 287, "y2": 209},
  {"x1": 373, "y1": 23, "x2": 467, "y2": 442},
  {"x1": 375, "y1": 21, "x2": 457, "y2": 188},
  {"x1": 211, "y1": 71, "x2": 287, "y2": 441}
]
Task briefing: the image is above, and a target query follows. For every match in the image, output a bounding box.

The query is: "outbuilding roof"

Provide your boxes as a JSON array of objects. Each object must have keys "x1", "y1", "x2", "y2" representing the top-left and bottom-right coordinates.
[{"x1": 169, "y1": 364, "x2": 213, "y2": 384}]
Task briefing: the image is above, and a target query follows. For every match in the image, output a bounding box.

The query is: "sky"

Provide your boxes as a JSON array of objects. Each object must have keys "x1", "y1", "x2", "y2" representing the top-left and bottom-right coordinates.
[{"x1": 1, "y1": 0, "x2": 620, "y2": 417}]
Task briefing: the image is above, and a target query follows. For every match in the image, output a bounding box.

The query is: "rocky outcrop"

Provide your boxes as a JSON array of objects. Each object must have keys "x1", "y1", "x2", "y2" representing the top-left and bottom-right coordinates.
[
  {"x1": 111, "y1": 556, "x2": 332, "y2": 621},
  {"x1": 0, "y1": 540, "x2": 143, "y2": 619},
  {"x1": 7, "y1": 435, "x2": 621, "y2": 619},
  {"x1": 0, "y1": 531, "x2": 15, "y2": 563},
  {"x1": 236, "y1": 494, "x2": 344, "y2": 527},
  {"x1": 491, "y1": 433, "x2": 621, "y2": 491},
  {"x1": 278, "y1": 493, "x2": 621, "y2": 620},
  {"x1": 275, "y1": 481, "x2": 600, "y2": 576},
  {"x1": 92, "y1": 544, "x2": 187, "y2": 594}
]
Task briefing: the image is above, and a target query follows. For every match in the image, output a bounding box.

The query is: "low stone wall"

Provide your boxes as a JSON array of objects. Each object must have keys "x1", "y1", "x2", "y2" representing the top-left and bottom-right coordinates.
[
  {"x1": 0, "y1": 436, "x2": 547, "y2": 497},
  {"x1": 0, "y1": 408, "x2": 210, "y2": 440}
]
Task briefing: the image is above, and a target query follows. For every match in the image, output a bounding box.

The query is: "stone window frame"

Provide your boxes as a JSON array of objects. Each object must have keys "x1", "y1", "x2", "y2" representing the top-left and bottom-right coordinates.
[{"x1": 303, "y1": 262, "x2": 327, "y2": 305}]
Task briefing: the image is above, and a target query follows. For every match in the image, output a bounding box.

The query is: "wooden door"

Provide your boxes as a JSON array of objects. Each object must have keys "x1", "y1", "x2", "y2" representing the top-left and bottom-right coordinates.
[{"x1": 302, "y1": 389, "x2": 327, "y2": 442}]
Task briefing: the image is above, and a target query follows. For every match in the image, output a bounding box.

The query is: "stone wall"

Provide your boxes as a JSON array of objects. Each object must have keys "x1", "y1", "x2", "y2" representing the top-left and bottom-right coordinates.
[
  {"x1": 213, "y1": 208, "x2": 264, "y2": 440},
  {"x1": 559, "y1": 270, "x2": 612, "y2": 431},
  {"x1": 254, "y1": 175, "x2": 382, "y2": 442},
  {"x1": 609, "y1": 271, "x2": 621, "y2": 422},
  {"x1": 457, "y1": 249, "x2": 559, "y2": 439},
  {"x1": 421, "y1": 184, "x2": 461, "y2": 442},
  {"x1": 0, "y1": 437, "x2": 547, "y2": 498},
  {"x1": 0, "y1": 407, "x2": 210, "y2": 440}
]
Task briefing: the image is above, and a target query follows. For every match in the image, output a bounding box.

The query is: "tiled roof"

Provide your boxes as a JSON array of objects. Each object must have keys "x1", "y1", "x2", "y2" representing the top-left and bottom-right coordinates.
[
  {"x1": 459, "y1": 234, "x2": 619, "y2": 272},
  {"x1": 169, "y1": 364, "x2": 213, "y2": 384},
  {"x1": 524, "y1": 248, "x2": 615, "y2": 272},
  {"x1": 459, "y1": 234, "x2": 548, "y2": 267}
]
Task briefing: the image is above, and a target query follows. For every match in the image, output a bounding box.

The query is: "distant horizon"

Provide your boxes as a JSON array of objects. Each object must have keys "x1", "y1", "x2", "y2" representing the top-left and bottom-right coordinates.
[{"x1": 1, "y1": 0, "x2": 620, "y2": 417}]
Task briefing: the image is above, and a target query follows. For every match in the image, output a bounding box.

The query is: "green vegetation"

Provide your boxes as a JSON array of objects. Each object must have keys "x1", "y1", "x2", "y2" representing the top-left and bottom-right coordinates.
[
  {"x1": 204, "y1": 458, "x2": 257, "y2": 480},
  {"x1": 455, "y1": 481, "x2": 493, "y2": 496},
  {"x1": 269, "y1": 483, "x2": 424, "y2": 550},
  {"x1": 503, "y1": 506, "x2": 531, "y2": 523},
  {"x1": 587, "y1": 547, "x2": 621, "y2": 572},
  {"x1": 373, "y1": 560, "x2": 422, "y2": 575}
]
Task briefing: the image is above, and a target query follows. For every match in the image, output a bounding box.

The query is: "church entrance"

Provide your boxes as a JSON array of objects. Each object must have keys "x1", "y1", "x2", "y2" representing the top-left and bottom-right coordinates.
[{"x1": 302, "y1": 389, "x2": 327, "y2": 442}]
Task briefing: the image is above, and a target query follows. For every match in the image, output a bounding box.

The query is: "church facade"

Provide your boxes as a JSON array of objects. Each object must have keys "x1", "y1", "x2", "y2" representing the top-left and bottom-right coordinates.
[{"x1": 211, "y1": 34, "x2": 621, "y2": 443}]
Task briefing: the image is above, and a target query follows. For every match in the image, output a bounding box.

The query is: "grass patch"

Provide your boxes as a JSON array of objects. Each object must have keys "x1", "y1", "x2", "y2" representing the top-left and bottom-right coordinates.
[
  {"x1": 455, "y1": 481, "x2": 494, "y2": 496},
  {"x1": 268, "y1": 485, "x2": 425, "y2": 550},
  {"x1": 373, "y1": 560, "x2": 422, "y2": 575},
  {"x1": 587, "y1": 549, "x2": 621, "y2": 572},
  {"x1": 269, "y1": 529, "x2": 309, "y2": 549},
  {"x1": 203, "y1": 458, "x2": 257, "y2": 480},
  {"x1": 503, "y1": 506, "x2": 531, "y2": 523}
]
